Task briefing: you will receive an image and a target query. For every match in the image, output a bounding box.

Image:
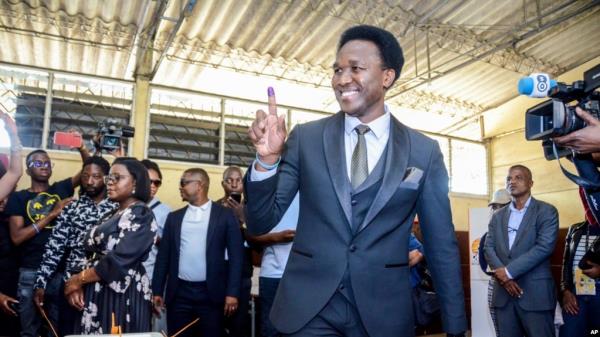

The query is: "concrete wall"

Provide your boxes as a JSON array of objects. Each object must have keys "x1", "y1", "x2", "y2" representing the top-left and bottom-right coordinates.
[{"x1": 483, "y1": 56, "x2": 600, "y2": 228}]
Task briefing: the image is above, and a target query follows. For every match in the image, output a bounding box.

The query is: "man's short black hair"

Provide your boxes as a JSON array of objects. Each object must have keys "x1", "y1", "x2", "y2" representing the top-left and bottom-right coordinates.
[
  {"x1": 83, "y1": 156, "x2": 110, "y2": 175},
  {"x1": 509, "y1": 164, "x2": 533, "y2": 181},
  {"x1": 184, "y1": 167, "x2": 210, "y2": 192},
  {"x1": 113, "y1": 157, "x2": 151, "y2": 203},
  {"x1": 25, "y1": 149, "x2": 48, "y2": 164},
  {"x1": 223, "y1": 166, "x2": 242, "y2": 180},
  {"x1": 141, "y1": 159, "x2": 162, "y2": 180},
  {"x1": 338, "y1": 25, "x2": 404, "y2": 86}
]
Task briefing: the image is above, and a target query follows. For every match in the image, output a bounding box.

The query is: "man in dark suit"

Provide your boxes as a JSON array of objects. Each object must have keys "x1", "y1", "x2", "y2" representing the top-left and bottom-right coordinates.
[
  {"x1": 484, "y1": 165, "x2": 559, "y2": 337},
  {"x1": 152, "y1": 168, "x2": 243, "y2": 337},
  {"x1": 245, "y1": 25, "x2": 466, "y2": 337}
]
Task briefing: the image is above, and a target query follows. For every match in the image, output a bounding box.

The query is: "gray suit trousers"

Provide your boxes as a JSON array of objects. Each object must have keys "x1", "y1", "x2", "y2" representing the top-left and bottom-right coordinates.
[{"x1": 496, "y1": 300, "x2": 555, "y2": 337}]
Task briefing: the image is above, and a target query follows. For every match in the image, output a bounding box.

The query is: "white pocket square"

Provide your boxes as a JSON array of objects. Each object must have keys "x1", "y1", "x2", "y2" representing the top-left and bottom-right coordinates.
[{"x1": 400, "y1": 167, "x2": 423, "y2": 189}]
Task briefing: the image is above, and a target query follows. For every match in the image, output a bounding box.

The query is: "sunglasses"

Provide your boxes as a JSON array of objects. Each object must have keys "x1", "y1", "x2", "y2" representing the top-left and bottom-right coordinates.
[
  {"x1": 27, "y1": 160, "x2": 53, "y2": 169},
  {"x1": 104, "y1": 174, "x2": 131, "y2": 184},
  {"x1": 150, "y1": 179, "x2": 162, "y2": 187},
  {"x1": 180, "y1": 179, "x2": 202, "y2": 188}
]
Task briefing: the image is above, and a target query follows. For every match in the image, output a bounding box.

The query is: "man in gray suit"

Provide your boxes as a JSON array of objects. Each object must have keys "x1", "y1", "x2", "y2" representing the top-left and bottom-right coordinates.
[
  {"x1": 245, "y1": 25, "x2": 466, "y2": 337},
  {"x1": 484, "y1": 165, "x2": 559, "y2": 337}
]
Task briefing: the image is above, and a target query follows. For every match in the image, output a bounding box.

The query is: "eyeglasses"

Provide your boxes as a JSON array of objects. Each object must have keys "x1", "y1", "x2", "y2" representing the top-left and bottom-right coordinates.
[
  {"x1": 104, "y1": 174, "x2": 131, "y2": 184},
  {"x1": 150, "y1": 179, "x2": 162, "y2": 187},
  {"x1": 27, "y1": 160, "x2": 53, "y2": 169},
  {"x1": 180, "y1": 179, "x2": 202, "y2": 188}
]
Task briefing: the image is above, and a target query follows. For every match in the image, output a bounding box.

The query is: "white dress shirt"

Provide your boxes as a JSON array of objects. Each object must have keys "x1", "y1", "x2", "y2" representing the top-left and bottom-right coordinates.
[
  {"x1": 260, "y1": 193, "x2": 299, "y2": 278},
  {"x1": 507, "y1": 196, "x2": 531, "y2": 249},
  {"x1": 343, "y1": 108, "x2": 390, "y2": 180},
  {"x1": 178, "y1": 200, "x2": 212, "y2": 282},
  {"x1": 505, "y1": 196, "x2": 531, "y2": 279},
  {"x1": 144, "y1": 197, "x2": 172, "y2": 282}
]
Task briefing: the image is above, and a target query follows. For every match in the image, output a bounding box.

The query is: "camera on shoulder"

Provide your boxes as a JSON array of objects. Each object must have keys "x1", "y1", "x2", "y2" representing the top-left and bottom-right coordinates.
[
  {"x1": 524, "y1": 63, "x2": 600, "y2": 160},
  {"x1": 519, "y1": 64, "x2": 600, "y2": 226},
  {"x1": 97, "y1": 119, "x2": 135, "y2": 152}
]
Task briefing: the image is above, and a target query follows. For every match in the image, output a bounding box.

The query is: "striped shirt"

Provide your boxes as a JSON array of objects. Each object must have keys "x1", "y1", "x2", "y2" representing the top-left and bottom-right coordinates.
[{"x1": 573, "y1": 226, "x2": 600, "y2": 287}]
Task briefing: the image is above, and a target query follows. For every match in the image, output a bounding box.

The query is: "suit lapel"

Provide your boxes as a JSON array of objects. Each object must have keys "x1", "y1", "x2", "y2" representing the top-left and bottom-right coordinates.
[
  {"x1": 358, "y1": 117, "x2": 409, "y2": 232},
  {"x1": 510, "y1": 198, "x2": 537, "y2": 253},
  {"x1": 323, "y1": 112, "x2": 352, "y2": 230},
  {"x1": 206, "y1": 203, "x2": 218, "y2": 248},
  {"x1": 500, "y1": 206, "x2": 510, "y2": 253},
  {"x1": 174, "y1": 206, "x2": 187, "y2": 257}
]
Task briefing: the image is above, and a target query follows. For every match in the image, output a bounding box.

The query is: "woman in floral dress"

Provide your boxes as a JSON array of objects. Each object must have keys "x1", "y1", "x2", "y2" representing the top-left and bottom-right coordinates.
[{"x1": 64, "y1": 157, "x2": 157, "y2": 334}]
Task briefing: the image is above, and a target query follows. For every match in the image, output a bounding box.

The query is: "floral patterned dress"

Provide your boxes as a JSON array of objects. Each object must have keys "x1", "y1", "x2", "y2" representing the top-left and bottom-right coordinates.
[{"x1": 79, "y1": 202, "x2": 157, "y2": 334}]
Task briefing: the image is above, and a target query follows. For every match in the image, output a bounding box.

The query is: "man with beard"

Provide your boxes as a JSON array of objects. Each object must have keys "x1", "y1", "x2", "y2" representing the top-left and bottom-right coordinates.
[
  {"x1": 31, "y1": 156, "x2": 118, "y2": 335},
  {"x1": 5, "y1": 146, "x2": 89, "y2": 337}
]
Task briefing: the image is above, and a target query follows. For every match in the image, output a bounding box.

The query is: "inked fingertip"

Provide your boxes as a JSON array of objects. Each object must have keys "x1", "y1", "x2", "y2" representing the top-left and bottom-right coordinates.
[{"x1": 267, "y1": 87, "x2": 275, "y2": 97}]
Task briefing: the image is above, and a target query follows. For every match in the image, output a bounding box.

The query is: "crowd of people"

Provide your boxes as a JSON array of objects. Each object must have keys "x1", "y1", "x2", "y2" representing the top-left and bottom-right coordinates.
[{"x1": 0, "y1": 23, "x2": 599, "y2": 337}]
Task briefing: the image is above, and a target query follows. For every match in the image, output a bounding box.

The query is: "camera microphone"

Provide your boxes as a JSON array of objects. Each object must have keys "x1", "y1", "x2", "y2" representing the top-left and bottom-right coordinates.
[{"x1": 518, "y1": 73, "x2": 557, "y2": 98}]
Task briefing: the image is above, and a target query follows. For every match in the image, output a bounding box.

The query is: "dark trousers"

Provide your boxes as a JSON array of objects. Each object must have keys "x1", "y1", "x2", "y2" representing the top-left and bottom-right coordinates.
[
  {"x1": 495, "y1": 300, "x2": 555, "y2": 337},
  {"x1": 17, "y1": 268, "x2": 61, "y2": 337},
  {"x1": 0, "y1": 265, "x2": 20, "y2": 337},
  {"x1": 259, "y1": 277, "x2": 281, "y2": 337},
  {"x1": 224, "y1": 277, "x2": 251, "y2": 337},
  {"x1": 57, "y1": 279, "x2": 80, "y2": 336},
  {"x1": 282, "y1": 290, "x2": 369, "y2": 337},
  {"x1": 560, "y1": 292, "x2": 600, "y2": 337},
  {"x1": 167, "y1": 279, "x2": 223, "y2": 337}
]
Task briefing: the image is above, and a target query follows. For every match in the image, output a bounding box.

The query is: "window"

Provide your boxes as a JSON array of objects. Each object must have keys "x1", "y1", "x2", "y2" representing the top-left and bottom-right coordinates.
[
  {"x1": 450, "y1": 140, "x2": 488, "y2": 195},
  {"x1": 0, "y1": 66, "x2": 49, "y2": 148},
  {"x1": 48, "y1": 74, "x2": 133, "y2": 152}
]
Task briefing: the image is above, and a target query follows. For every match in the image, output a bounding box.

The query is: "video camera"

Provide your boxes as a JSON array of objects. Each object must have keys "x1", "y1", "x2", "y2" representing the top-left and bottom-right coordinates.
[
  {"x1": 522, "y1": 64, "x2": 600, "y2": 160},
  {"x1": 97, "y1": 119, "x2": 135, "y2": 152},
  {"x1": 519, "y1": 64, "x2": 600, "y2": 227}
]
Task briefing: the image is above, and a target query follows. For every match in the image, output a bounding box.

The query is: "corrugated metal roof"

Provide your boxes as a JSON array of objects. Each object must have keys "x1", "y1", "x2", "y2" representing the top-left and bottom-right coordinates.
[{"x1": 0, "y1": 0, "x2": 598, "y2": 139}]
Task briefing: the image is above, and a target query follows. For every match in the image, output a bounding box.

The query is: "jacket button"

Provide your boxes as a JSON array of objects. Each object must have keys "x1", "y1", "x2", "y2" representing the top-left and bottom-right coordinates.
[
  {"x1": 349, "y1": 245, "x2": 357, "y2": 252},
  {"x1": 351, "y1": 199, "x2": 357, "y2": 206}
]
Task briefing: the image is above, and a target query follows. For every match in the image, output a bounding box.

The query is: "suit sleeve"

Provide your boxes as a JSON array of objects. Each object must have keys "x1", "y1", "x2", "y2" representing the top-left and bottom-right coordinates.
[
  {"x1": 245, "y1": 126, "x2": 301, "y2": 236},
  {"x1": 484, "y1": 214, "x2": 504, "y2": 269},
  {"x1": 505, "y1": 204, "x2": 559, "y2": 279},
  {"x1": 152, "y1": 213, "x2": 173, "y2": 297},
  {"x1": 225, "y1": 210, "x2": 244, "y2": 298},
  {"x1": 415, "y1": 142, "x2": 467, "y2": 334}
]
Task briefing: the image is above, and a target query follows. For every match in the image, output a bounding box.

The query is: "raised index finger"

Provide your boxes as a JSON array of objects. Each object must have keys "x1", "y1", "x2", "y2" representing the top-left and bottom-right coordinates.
[{"x1": 267, "y1": 87, "x2": 277, "y2": 116}]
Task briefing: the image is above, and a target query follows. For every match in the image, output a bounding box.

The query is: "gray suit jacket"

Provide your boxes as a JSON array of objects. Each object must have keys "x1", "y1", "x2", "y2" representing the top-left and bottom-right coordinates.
[
  {"x1": 484, "y1": 197, "x2": 559, "y2": 311},
  {"x1": 245, "y1": 112, "x2": 467, "y2": 337}
]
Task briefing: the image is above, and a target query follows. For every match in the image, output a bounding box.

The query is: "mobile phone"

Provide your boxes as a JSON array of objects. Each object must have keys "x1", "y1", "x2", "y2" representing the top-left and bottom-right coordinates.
[
  {"x1": 230, "y1": 193, "x2": 242, "y2": 203},
  {"x1": 53, "y1": 131, "x2": 82, "y2": 148}
]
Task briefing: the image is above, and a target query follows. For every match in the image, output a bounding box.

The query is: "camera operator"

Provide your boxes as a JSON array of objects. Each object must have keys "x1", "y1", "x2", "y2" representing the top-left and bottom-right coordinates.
[
  {"x1": 559, "y1": 214, "x2": 600, "y2": 336},
  {"x1": 554, "y1": 107, "x2": 600, "y2": 155}
]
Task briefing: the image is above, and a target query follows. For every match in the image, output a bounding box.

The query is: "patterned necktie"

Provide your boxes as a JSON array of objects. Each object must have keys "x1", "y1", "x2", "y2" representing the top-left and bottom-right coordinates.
[{"x1": 351, "y1": 124, "x2": 370, "y2": 189}]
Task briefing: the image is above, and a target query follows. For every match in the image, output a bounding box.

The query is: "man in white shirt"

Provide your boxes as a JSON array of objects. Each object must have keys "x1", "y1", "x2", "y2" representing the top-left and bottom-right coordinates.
[
  {"x1": 259, "y1": 193, "x2": 299, "y2": 337},
  {"x1": 484, "y1": 165, "x2": 559, "y2": 337},
  {"x1": 152, "y1": 168, "x2": 243, "y2": 337}
]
